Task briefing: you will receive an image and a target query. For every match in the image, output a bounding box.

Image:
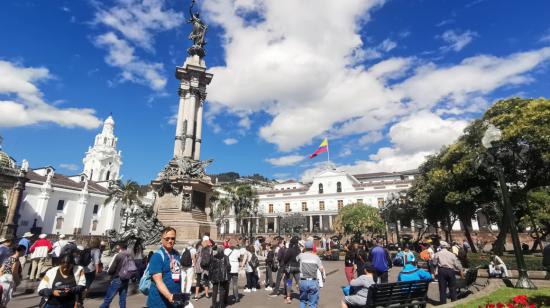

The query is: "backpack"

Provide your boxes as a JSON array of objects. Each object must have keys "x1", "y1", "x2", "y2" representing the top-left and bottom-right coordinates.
[
  {"x1": 118, "y1": 253, "x2": 138, "y2": 280},
  {"x1": 181, "y1": 248, "x2": 193, "y2": 267},
  {"x1": 139, "y1": 250, "x2": 163, "y2": 295},
  {"x1": 79, "y1": 248, "x2": 92, "y2": 267},
  {"x1": 248, "y1": 254, "x2": 259, "y2": 269},
  {"x1": 420, "y1": 249, "x2": 430, "y2": 261},
  {"x1": 60, "y1": 242, "x2": 77, "y2": 258},
  {"x1": 200, "y1": 247, "x2": 212, "y2": 269}
]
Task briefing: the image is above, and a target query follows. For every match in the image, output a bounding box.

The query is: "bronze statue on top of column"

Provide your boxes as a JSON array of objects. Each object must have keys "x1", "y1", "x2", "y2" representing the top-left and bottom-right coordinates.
[{"x1": 187, "y1": 0, "x2": 207, "y2": 57}]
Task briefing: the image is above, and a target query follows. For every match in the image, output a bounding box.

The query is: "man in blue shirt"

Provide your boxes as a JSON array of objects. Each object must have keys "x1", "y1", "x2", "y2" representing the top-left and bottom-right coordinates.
[
  {"x1": 0, "y1": 238, "x2": 12, "y2": 265},
  {"x1": 367, "y1": 240, "x2": 392, "y2": 283},
  {"x1": 147, "y1": 227, "x2": 185, "y2": 308}
]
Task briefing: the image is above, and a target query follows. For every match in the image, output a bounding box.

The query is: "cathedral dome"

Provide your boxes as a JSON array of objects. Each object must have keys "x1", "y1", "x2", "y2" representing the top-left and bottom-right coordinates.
[{"x1": 0, "y1": 149, "x2": 15, "y2": 169}]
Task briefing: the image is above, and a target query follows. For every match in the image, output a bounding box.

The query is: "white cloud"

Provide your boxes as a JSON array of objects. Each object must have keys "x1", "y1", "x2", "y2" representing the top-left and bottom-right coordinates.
[
  {"x1": 94, "y1": 0, "x2": 183, "y2": 50},
  {"x1": 439, "y1": 29, "x2": 477, "y2": 52},
  {"x1": 223, "y1": 138, "x2": 238, "y2": 145},
  {"x1": 0, "y1": 61, "x2": 101, "y2": 129},
  {"x1": 540, "y1": 29, "x2": 550, "y2": 43},
  {"x1": 95, "y1": 32, "x2": 167, "y2": 90},
  {"x1": 59, "y1": 163, "x2": 79, "y2": 171},
  {"x1": 266, "y1": 154, "x2": 305, "y2": 166},
  {"x1": 201, "y1": 0, "x2": 550, "y2": 175},
  {"x1": 338, "y1": 148, "x2": 352, "y2": 158},
  {"x1": 92, "y1": 0, "x2": 183, "y2": 90},
  {"x1": 358, "y1": 131, "x2": 383, "y2": 146}
]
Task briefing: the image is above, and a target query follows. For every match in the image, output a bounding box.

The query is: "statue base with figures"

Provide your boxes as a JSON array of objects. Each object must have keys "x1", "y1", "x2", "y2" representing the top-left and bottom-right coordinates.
[{"x1": 151, "y1": 157, "x2": 217, "y2": 243}]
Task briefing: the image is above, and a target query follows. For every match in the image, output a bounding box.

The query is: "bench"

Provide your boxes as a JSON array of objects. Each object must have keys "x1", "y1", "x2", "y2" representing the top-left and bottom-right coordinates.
[
  {"x1": 362, "y1": 280, "x2": 430, "y2": 308},
  {"x1": 456, "y1": 266, "x2": 485, "y2": 298}
]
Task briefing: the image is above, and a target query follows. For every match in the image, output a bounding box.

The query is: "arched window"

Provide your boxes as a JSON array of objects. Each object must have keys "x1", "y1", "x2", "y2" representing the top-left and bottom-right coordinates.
[
  {"x1": 93, "y1": 204, "x2": 99, "y2": 215},
  {"x1": 106, "y1": 171, "x2": 110, "y2": 181},
  {"x1": 92, "y1": 220, "x2": 98, "y2": 231},
  {"x1": 318, "y1": 183, "x2": 324, "y2": 194},
  {"x1": 336, "y1": 181, "x2": 342, "y2": 193}
]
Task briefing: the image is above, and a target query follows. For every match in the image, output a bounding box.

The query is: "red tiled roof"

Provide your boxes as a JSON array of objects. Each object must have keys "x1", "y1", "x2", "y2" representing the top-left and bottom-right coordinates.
[{"x1": 26, "y1": 171, "x2": 109, "y2": 194}]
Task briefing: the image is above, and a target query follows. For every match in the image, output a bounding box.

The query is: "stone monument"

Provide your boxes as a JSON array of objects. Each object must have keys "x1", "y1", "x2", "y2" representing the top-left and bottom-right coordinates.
[{"x1": 152, "y1": 0, "x2": 216, "y2": 241}]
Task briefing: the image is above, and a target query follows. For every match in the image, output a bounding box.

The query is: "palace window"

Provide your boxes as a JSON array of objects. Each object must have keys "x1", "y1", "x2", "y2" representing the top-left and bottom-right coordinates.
[
  {"x1": 318, "y1": 183, "x2": 323, "y2": 194},
  {"x1": 55, "y1": 217, "x2": 64, "y2": 230},
  {"x1": 357, "y1": 199, "x2": 363, "y2": 204},
  {"x1": 268, "y1": 204, "x2": 274, "y2": 213},
  {"x1": 57, "y1": 200, "x2": 65, "y2": 211},
  {"x1": 302, "y1": 202, "x2": 308, "y2": 212},
  {"x1": 285, "y1": 203, "x2": 291, "y2": 212},
  {"x1": 337, "y1": 182, "x2": 342, "y2": 193},
  {"x1": 337, "y1": 200, "x2": 344, "y2": 210},
  {"x1": 377, "y1": 198, "x2": 385, "y2": 207},
  {"x1": 93, "y1": 204, "x2": 99, "y2": 215},
  {"x1": 319, "y1": 201, "x2": 325, "y2": 211}
]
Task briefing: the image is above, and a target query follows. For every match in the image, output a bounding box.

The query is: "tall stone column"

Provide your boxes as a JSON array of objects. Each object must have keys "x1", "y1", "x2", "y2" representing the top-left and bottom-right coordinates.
[
  {"x1": 2, "y1": 181, "x2": 24, "y2": 239},
  {"x1": 173, "y1": 94, "x2": 187, "y2": 158},
  {"x1": 183, "y1": 93, "x2": 197, "y2": 158},
  {"x1": 193, "y1": 100, "x2": 204, "y2": 160}
]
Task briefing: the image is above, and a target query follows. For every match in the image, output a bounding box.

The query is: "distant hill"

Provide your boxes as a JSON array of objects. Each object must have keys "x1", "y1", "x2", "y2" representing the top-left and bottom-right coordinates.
[{"x1": 209, "y1": 172, "x2": 271, "y2": 184}]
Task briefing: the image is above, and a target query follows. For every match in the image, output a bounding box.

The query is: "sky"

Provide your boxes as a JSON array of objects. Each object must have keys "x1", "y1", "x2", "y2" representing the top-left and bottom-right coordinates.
[{"x1": 1, "y1": 0, "x2": 550, "y2": 184}]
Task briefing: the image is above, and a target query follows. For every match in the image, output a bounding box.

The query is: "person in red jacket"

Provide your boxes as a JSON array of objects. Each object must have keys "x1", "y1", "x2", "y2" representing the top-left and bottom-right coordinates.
[{"x1": 29, "y1": 234, "x2": 53, "y2": 281}]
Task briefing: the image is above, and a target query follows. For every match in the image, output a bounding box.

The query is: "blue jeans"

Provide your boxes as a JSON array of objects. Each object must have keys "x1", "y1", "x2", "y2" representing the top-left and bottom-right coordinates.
[
  {"x1": 299, "y1": 279, "x2": 319, "y2": 308},
  {"x1": 100, "y1": 277, "x2": 128, "y2": 308}
]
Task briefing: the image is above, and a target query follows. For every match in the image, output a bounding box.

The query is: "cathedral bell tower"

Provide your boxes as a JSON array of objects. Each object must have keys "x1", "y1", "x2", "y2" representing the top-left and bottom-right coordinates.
[{"x1": 82, "y1": 115, "x2": 122, "y2": 182}]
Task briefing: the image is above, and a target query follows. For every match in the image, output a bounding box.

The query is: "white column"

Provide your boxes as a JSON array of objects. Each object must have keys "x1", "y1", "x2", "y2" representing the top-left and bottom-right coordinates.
[
  {"x1": 319, "y1": 215, "x2": 323, "y2": 230},
  {"x1": 274, "y1": 217, "x2": 278, "y2": 233},
  {"x1": 309, "y1": 216, "x2": 313, "y2": 232},
  {"x1": 397, "y1": 220, "x2": 401, "y2": 233},
  {"x1": 264, "y1": 218, "x2": 268, "y2": 233},
  {"x1": 183, "y1": 94, "x2": 197, "y2": 158},
  {"x1": 255, "y1": 218, "x2": 259, "y2": 234},
  {"x1": 472, "y1": 217, "x2": 480, "y2": 231},
  {"x1": 329, "y1": 215, "x2": 333, "y2": 230},
  {"x1": 247, "y1": 220, "x2": 251, "y2": 235},
  {"x1": 173, "y1": 94, "x2": 187, "y2": 158},
  {"x1": 193, "y1": 100, "x2": 204, "y2": 160}
]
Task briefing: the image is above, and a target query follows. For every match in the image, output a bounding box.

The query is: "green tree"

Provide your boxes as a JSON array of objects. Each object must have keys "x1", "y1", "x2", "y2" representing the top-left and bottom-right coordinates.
[
  {"x1": 104, "y1": 180, "x2": 142, "y2": 230},
  {"x1": 216, "y1": 184, "x2": 259, "y2": 235},
  {"x1": 334, "y1": 203, "x2": 384, "y2": 237}
]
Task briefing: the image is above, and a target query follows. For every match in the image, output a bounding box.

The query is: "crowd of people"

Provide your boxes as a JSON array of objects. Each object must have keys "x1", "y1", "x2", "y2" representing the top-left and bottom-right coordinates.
[{"x1": 1, "y1": 228, "x2": 547, "y2": 308}]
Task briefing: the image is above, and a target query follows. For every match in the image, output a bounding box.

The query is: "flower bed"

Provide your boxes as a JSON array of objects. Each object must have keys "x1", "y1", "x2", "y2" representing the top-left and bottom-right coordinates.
[{"x1": 454, "y1": 288, "x2": 550, "y2": 308}]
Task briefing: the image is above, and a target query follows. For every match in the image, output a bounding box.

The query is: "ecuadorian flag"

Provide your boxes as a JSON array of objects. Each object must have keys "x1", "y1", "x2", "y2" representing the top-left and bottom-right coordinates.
[{"x1": 309, "y1": 138, "x2": 328, "y2": 159}]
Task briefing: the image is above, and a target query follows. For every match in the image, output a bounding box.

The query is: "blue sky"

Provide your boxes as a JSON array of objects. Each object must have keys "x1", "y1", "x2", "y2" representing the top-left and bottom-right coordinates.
[{"x1": 1, "y1": 0, "x2": 549, "y2": 184}]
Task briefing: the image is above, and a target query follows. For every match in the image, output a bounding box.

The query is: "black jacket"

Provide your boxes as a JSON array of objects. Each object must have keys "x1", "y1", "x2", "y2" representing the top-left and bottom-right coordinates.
[{"x1": 209, "y1": 251, "x2": 230, "y2": 283}]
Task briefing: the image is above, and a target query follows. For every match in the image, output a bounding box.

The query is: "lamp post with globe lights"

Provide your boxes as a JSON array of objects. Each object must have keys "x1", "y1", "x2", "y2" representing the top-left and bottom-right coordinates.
[{"x1": 481, "y1": 123, "x2": 536, "y2": 289}]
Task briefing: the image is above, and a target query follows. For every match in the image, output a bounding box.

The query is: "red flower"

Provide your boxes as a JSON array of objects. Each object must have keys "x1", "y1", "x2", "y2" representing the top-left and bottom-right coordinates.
[
  {"x1": 507, "y1": 304, "x2": 515, "y2": 308},
  {"x1": 512, "y1": 295, "x2": 529, "y2": 306},
  {"x1": 496, "y1": 303, "x2": 505, "y2": 308}
]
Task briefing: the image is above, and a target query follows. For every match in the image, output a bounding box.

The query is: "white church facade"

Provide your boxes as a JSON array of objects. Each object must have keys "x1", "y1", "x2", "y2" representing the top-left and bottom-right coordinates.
[{"x1": 16, "y1": 116, "x2": 123, "y2": 237}]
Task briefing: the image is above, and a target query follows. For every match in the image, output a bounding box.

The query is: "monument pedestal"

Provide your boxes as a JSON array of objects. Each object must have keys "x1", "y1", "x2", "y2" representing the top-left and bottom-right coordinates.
[{"x1": 152, "y1": 159, "x2": 217, "y2": 242}]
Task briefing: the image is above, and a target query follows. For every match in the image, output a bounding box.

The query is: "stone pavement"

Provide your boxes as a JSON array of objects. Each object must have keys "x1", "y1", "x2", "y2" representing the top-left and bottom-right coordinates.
[{"x1": 9, "y1": 261, "x2": 444, "y2": 308}]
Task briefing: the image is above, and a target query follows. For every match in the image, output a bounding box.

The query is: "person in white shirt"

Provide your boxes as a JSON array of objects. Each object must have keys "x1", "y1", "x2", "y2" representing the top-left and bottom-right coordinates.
[
  {"x1": 51, "y1": 234, "x2": 68, "y2": 267},
  {"x1": 224, "y1": 240, "x2": 244, "y2": 303}
]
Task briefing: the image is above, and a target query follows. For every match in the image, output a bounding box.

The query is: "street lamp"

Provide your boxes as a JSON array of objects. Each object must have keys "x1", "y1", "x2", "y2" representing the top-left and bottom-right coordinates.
[{"x1": 481, "y1": 123, "x2": 536, "y2": 289}]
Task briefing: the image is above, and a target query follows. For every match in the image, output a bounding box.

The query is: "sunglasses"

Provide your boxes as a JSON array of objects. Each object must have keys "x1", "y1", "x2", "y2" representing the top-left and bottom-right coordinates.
[{"x1": 163, "y1": 237, "x2": 176, "y2": 241}]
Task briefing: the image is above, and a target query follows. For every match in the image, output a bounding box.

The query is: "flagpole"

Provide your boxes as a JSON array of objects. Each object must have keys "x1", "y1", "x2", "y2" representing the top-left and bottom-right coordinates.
[{"x1": 326, "y1": 138, "x2": 330, "y2": 167}]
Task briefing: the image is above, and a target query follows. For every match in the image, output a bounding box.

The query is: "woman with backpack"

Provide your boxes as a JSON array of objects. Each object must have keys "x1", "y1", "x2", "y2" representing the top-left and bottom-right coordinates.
[
  {"x1": 243, "y1": 245, "x2": 259, "y2": 292},
  {"x1": 264, "y1": 243, "x2": 275, "y2": 291},
  {"x1": 209, "y1": 245, "x2": 230, "y2": 308},
  {"x1": 194, "y1": 240, "x2": 212, "y2": 301},
  {"x1": 100, "y1": 242, "x2": 135, "y2": 308},
  {"x1": 82, "y1": 238, "x2": 102, "y2": 299},
  {"x1": 283, "y1": 237, "x2": 301, "y2": 304}
]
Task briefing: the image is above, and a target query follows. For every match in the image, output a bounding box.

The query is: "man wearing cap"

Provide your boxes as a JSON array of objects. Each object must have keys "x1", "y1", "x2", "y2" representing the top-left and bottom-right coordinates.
[
  {"x1": 51, "y1": 234, "x2": 68, "y2": 266},
  {"x1": 29, "y1": 234, "x2": 53, "y2": 281},
  {"x1": 18, "y1": 232, "x2": 33, "y2": 279},
  {"x1": 0, "y1": 238, "x2": 12, "y2": 265},
  {"x1": 296, "y1": 240, "x2": 325, "y2": 308},
  {"x1": 433, "y1": 241, "x2": 464, "y2": 304}
]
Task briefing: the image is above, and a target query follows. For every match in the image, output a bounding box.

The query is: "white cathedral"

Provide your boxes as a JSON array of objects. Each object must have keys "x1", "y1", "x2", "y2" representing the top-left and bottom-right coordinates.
[{"x1": 16, "y1": 116, "x2": 123, "y2": 237}]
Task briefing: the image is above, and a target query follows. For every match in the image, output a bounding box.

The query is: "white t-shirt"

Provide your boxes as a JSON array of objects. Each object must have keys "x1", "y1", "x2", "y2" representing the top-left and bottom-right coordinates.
[
  {"x1": 224, "y1": 248, "x2": 242, "y2": 274},
  {"x1": 85, "y1": 248, "x2": 101, "y2": 273},
  {"x1": 52, "y1": 240, "x2": 68, "y2": 258}
]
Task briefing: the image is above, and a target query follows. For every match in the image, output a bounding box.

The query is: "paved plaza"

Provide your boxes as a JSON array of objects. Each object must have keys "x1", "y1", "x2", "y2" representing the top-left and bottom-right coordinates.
[{"x1": 10, "y1": 260, "x2": 444, "y2": 308}]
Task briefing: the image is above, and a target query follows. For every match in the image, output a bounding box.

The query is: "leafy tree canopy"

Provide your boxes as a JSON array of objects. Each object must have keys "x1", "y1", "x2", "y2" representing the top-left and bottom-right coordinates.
[{"x1": 334, "y1": 203, "x2": 384, "y2": 236}]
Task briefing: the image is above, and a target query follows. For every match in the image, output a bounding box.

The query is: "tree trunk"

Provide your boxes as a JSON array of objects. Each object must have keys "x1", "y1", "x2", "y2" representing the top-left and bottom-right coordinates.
[
  {"x1": 492, "y1": 212, "x2": 509, "y2": 255},
  {"x1": 459, "y1": 213, "x2": 477, "y2": 253}
]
